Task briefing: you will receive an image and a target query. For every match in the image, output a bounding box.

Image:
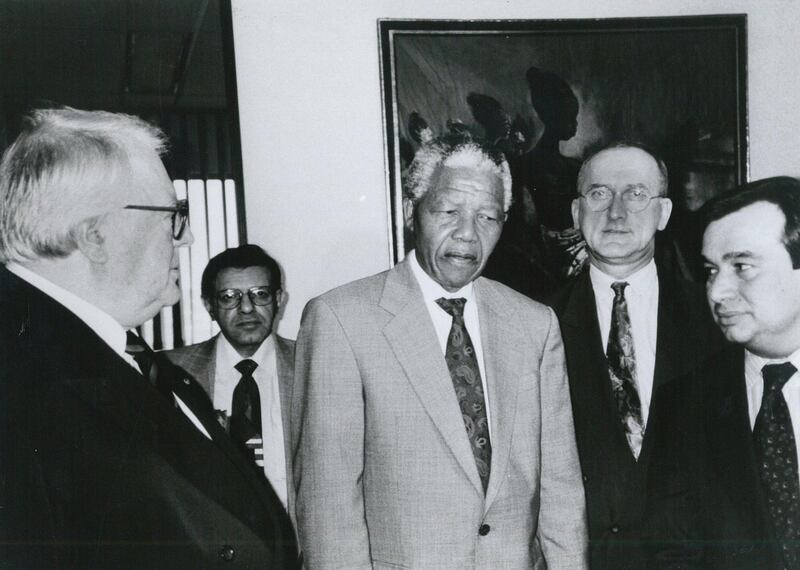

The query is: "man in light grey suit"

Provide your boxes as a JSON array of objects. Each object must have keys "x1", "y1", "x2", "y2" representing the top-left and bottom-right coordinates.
[
  {"x1": 163, "y1": 244, "x2": 296, "y2": 516},
  {"x1": 292, "y1": 134, "x2": 588, "y2": 569}
]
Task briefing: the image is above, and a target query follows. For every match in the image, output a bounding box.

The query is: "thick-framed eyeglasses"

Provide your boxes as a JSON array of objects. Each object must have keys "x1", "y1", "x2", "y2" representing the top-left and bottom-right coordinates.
[
  {"x1": 124, "y1": 199, "x2": 189, "y2": 239},
  {"x1": 579, "y1": 187, "x2": 663, "y2": 213},
  {"x1": 215, "y1": 286, "x2": 278, "y2": 310}
]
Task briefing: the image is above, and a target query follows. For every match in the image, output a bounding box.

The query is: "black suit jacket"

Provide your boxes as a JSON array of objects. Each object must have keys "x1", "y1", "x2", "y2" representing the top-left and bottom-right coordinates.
[
  {"x1": 0, "y1": 267, "x2": 300, "y2": 568},
  {"x1": 549, "y1": 265, "x2": 722, "y2": 569},
  {"x1": 685, "y1": 344, "x2": 785, "y2": 569}
]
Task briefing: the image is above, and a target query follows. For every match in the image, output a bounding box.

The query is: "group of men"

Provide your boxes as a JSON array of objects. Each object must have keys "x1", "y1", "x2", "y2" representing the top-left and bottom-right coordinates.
[{"x1": 1, "y1": 106, "x2": 799, "y2": 570}]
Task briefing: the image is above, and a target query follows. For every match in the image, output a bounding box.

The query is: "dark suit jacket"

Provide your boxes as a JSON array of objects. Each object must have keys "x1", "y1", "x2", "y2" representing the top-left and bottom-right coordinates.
[
  {"x1": 685, "y1": 344, "x2": 785, "y2": 569},
  {"x1": 162, "y1": 333, "x2": 297, "y2": 522},
  {"x1": 0, "y1": 267, "x2": 300, "y2": 568},
  {"x1": 549, "y1": 265, "x2": 722, "y2": 569}
]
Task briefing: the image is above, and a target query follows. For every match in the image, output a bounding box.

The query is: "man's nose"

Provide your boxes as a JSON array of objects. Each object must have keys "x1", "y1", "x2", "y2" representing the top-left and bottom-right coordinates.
[
  {"x1": 707, "y1": 270, "x2": 734, "y2": 304},
  {"x1": 607, "y1": 192, "x2": 627, "y2": 219},
  {"x1": 453, "y1": 215, "x2": 477, "y2": 241},
  {"x1": 238, "y1": 293, "x2": 255, "y2": 313}
]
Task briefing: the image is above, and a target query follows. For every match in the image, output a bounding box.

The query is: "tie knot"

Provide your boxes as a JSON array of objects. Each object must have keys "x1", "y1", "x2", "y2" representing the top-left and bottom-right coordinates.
[
  {"x1": 611, "y1": 281, "x2": 629, "y2": 298},
  {"x1": 235, "y1": 359, "x2": 258, "y2": 377},
  {"x1": 762, "y1": 362, "x2": 797, "y2": 393},
  {"x1": 125, "y1": 331, "x2": 151, "y2": 355},
  {"x1": 436, "y1": 297, "x2": 467, "y2": 318}
]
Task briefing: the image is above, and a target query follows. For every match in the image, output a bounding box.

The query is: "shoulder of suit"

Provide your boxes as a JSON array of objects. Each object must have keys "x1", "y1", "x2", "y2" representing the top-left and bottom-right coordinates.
[
  {"x1": 477, "y1": 275, "x2": 554, "y2": 318},
  {"x1": 276, "y1": 334, "x2": 296, "y2": 351},
  {"x1": 545, "y1": 273, "x2": 584, "y2": 315},
  {"x1": 311, "y1": 268, "x2": 390, "y2": 307},
  {"x1": 161, "y1": 337, "x2": 215, "y2": 360}
]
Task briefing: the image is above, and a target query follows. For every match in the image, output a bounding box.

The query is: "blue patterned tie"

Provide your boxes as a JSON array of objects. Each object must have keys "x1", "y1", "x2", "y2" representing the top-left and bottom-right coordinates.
[
  {"x1": 754, "y1": 362, "x2": 800, "y2": 567},
  {"x1": 436, "y1": 297, "x2": 491, "y2": 492},
  {"x1": 607, "y1": 282, "x2": 645, "y2": 460}
]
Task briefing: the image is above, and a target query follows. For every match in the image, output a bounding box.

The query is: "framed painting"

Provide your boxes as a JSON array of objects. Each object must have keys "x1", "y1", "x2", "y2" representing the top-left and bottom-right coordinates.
[{"x1": 379, "y1": 15, "x2": 747, "y2": 300}]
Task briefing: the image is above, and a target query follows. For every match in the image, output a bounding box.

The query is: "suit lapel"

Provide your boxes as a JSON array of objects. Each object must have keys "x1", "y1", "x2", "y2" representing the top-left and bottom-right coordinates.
[
  {"x1": 652, "y1": 270, "x2": 683, "y2": 394},
  {"x1": 475, "y1": 279, "x2": 522, "y2": 509},
  {"x1": 710, "y1": 348, "x2": 771, "y2": 535},
  {"x1": 380, "y1": 260, "x2": 484, "y2": 494},
  {"x1": 561, "y1": 272, "x2": 639, "y2": 467},
  {"x1": 275, "y1": 336, "x2": 294, "y2": 440},
  {"x1": 189, "y1": 337, "x2": 217, "y2": 396},
  {"x1": 275, "y1": 336, "x2": 296, "y2": 510}
]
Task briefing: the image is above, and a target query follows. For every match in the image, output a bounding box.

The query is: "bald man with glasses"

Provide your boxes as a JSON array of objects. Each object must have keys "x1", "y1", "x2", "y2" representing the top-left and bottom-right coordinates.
[
  {"x1": 548, "y1": 143, "x2": 722, "y2": 569},
  {"x1": 163, "y1": 244, "x2": 297, "y2": 521}
]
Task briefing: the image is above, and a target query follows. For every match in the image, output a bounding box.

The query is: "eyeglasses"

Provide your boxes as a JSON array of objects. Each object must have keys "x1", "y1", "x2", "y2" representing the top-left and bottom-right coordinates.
[
  {"x1": 124, "y1": 199, "x2": 189, "y2": 239},
  {"x1": 215, "y1": 286, "x2": 278, "y2": 310},
  {"x1": 579, "y1": 187, "x2": 663, "y2": 213}
]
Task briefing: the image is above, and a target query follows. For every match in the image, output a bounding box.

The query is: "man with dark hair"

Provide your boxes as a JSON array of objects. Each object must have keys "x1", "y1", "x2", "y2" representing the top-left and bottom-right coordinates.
[
  {"x1": 293, "y1": 134, "x2": 587, "y2": 568},
  {"x1": 0, "y1": 108, "x2": 299, "y2": 567},
  {"x1": 549, "y1": 142, "x2": 721, "y2": 568},
  {"x1": 691, "y1": 176, "x2": 800, "y2": 569},
  {"x1": 163, "y1": 244, "x2": 296, "y2": 517}
]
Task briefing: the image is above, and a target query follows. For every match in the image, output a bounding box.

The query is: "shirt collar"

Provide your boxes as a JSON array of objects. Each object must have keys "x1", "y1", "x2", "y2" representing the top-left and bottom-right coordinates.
[
  {"x1": 589, "y1": 258, "x2": 657, "y2": 298},
  {"x1": 216, "y1": 330, "x2": 276, "y2": 372},
  {"x1": 407, "y1": 249, "x2": 475, "y2": 305},
  {"x1": 745, "y1": 347, "x2": 800, "y2": 388},
  {"x1": 6, "y1": 261, "x2": 129, "y2": 359}
]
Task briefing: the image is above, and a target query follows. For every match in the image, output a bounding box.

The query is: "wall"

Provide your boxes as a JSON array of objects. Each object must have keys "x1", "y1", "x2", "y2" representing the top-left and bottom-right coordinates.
[{"x1": 231, "y1": 0, "x2": 800, "y2": 338}]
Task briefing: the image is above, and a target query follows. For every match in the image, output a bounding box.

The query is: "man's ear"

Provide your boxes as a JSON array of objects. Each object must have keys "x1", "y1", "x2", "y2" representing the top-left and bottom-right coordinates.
[
  {"x1": 72, "y1": 216, "x2": 109, "y2": 263},
  {"x1": 657, "y1": 197, "x2": 674, "y2": 231},
  {"x1": 275, "y1": 290, "x2": 287, "y2": 319},
  {"x1": 403, "y1": 198, "x2": 415, "y2": 231},
  {"x1": 203, "y1": 297, "x2": 216, "y2": 321},
  {"x1": 571, "y1": 198, "x2": 581, "y2": 230}
]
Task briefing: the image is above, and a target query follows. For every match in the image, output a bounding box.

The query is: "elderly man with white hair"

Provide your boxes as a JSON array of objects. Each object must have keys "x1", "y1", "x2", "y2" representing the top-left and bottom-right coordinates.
[
  {"x1": 0, "y1": 107, "x2": 300, "y2": 568},
  {"x1": 292, "y1": 133, "x2": 588, "y2": 569}
]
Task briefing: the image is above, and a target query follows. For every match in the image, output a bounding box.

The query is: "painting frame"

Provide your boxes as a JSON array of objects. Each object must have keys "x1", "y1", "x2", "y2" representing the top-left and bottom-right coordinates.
[{"x1": 378, "y1": 15, "x2": 748, "y2": 273}]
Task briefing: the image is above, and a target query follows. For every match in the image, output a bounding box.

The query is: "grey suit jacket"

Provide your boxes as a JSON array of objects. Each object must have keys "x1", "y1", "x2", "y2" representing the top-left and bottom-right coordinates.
[
  {"x1": 292, "y1": 258, "x2": 588, "y2": 570},
  {"x1": 163, "y1": 333, "x2": 297, "y2": 521}
]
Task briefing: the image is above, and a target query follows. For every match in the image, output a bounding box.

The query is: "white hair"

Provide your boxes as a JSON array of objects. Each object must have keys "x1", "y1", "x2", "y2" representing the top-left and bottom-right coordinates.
[
  {"x1": 404, "y1": 139, "x2": 513, "y2": 212},
  {"x1": 0, "y1": 107, "x2": 167, "y2": 263}
]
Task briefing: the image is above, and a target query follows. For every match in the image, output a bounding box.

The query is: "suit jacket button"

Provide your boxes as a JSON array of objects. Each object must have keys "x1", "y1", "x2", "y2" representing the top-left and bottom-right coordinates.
[
  {"x1": 479, "y1": 523, "x2": 491, "y2": 536},
  {"x1": 610, "y1": 525, "x2": 620, "y2": 534},
  {"x1": 219, "y1": 545, "x2": 236, "y2": 561}
]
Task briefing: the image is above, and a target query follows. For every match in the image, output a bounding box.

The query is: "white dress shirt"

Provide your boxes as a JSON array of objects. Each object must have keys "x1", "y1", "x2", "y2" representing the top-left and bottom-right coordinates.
[
  {"x1": 213, "y1": 333, "x2": 289, "y2": 509},
  {"x1": 6, "y1": 262, "x2": 211, "y2": 439},
  {"x1": 408, "y1": 251, "x2": 492, "y2": 437},
  {"x1": 745, "y1": 348, "x2": 800, "y2": 488},
  {"x1": 590, "y1": 260, "x2": 659, "y2": 426}
]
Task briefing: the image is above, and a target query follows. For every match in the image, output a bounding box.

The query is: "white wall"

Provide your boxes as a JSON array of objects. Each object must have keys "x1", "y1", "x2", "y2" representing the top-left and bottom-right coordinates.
[{"x1": 231, "y1": 0, "x2": 800, "y2": 338}]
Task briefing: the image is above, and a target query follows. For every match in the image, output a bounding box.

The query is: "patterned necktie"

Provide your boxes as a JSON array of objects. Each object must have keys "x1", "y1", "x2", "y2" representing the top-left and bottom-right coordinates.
[
  {"x1": 436, "y1": 297, "x2": 491, "y2": 492},
  {"x1": 754, "y1": 362, "x2": 800, "y2": 567},
  {"x1": 230, "y1": 359, "x2": 262, "y2": 463},
  {"x1": 607, "y1": 281, "x2": 645, "y2": 460}
]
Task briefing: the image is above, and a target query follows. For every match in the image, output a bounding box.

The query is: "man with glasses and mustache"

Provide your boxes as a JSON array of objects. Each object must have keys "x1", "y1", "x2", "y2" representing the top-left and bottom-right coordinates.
[
  {"x1": 163, "y1": 244, "x2": 296, "y2": 520},
  {"x1": 0, "y1": 108, "x2": 299, "y2": 568},
  {"x1": 549, "y1": 142, "x2": 721, "y2": 569}
]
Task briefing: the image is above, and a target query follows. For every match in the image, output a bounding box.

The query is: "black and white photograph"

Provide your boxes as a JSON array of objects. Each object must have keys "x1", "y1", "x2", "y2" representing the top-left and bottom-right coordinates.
[{"x1": 1, "y1": 2, "x2": 799, "y2": 569}]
